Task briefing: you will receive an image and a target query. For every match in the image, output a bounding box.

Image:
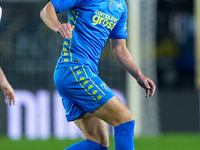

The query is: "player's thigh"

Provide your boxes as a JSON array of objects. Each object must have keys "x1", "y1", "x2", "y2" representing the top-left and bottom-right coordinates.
[
  {"x1": 74, "y1": 113, "x2": 109, "y2": 147},
  {"x1": 92, "y1": 96, "x2": 134, "y2": 127}
]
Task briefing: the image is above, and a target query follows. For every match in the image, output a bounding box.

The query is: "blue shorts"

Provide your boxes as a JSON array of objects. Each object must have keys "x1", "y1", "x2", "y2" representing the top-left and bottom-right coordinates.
[{"x1": 54, "y1": 63, "x2": 115, "y2": 122}]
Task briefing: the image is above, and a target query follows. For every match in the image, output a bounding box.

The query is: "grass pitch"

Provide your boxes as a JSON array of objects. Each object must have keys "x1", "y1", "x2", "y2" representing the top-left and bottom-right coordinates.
[{"x1": 0, "y1": 133, "x2": 200, "y2": 150}]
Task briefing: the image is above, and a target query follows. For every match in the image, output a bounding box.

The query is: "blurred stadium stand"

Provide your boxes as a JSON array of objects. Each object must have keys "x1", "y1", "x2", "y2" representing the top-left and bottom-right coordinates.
[{"x1": 157, "y1": 0, "x2": 198, "y2": 132}]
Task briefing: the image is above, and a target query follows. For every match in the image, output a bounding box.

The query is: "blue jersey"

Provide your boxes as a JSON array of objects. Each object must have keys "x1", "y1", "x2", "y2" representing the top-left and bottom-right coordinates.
[{"x1": 51, "y1": 0, "x2": 128, "y2": 74}]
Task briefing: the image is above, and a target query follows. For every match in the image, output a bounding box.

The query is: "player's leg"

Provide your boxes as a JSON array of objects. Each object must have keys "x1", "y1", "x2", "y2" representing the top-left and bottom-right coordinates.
[
  {"x1": 54, "y1": 66, "x2": 109, "y2": 149},
  {"x1": 54, "y1": 65, "x2": 135, "y2": 149},
  {"x1": 64, "y1": 113, "x2": 109, "y2": 150},
  {"x1": 93, "y1": 95, "x2": 134, "y2": 126},
  {"x1": 92, "y1": 96, "x2": 135, "y2": 150},
  {"x1": 64, "y1": 96, "x2": 135, "y2": 150},
  {"x1": 74, "y1": 113, "x2": 109, "y2": 146}
]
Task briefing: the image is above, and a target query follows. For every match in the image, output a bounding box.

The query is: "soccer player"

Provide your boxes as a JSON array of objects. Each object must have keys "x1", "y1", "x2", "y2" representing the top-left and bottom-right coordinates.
[
  {"x1": 0, "y1": 7, "x2": 15, "y2": 105},
  {"x1": 40, "y1": 0, "x2": 156, "y2": 150},
  {"x1": 0, "y1": 67, "x2": 15, "y2": 105}
]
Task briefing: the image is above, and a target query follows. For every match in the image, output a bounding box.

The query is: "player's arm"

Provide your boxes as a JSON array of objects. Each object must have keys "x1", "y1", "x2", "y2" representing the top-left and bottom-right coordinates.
[
  {"x1": 110, "y1": 38, "x2": 156, "y2": 98},
  {"x1": 40, "y1": 1, "x2": 74, "y2": 38},
  {"x1": 0, "y1": 67, "x2": 15, "y2": 105}
]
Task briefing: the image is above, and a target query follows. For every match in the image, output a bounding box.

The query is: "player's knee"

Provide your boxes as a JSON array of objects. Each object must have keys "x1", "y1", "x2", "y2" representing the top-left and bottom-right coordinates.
[
  {"x1": 124, "y1": 107, "x2": 134, "y2": 120},
  {"x1": 116, "y1": 110, "x2": 134, "y2": 126},
  {"x1": 128, "y1": 114, "x2": 134, "y2": 122}
]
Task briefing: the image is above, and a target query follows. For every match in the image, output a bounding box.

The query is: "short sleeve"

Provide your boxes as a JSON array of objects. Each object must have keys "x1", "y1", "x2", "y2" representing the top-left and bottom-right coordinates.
[
  {"x1": 51, "y1": 0, "x2": 83, "y2": 13},
  {"x1": 109, "y1": 4, "x2": 128, "y2": 39}
]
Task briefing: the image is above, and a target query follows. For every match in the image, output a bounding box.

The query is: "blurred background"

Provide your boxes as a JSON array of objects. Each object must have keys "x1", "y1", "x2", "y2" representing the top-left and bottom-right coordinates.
[
  {"x1": 156, "y1": 0, "x2": 198, "y2": 132},
  {"x1": 0, "y1": 0, "x2": 199, "y2": 149}
]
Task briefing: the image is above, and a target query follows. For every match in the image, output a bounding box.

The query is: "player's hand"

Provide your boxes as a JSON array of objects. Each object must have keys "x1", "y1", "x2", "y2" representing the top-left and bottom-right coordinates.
[
  {"x1": 136, "y1": 75, "x2": 156, "y2": 98},
  {"x1": 56, "y1": 23, "x2": 74, "y2": 39},
  {"x1": 1, "y1": 81, "x2": 15, "y2": 105}
]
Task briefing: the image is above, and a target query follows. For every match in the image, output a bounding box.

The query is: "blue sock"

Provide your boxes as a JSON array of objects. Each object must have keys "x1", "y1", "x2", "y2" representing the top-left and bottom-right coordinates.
[
  {"x1": 114, "y1": 120, "x2": 135, "y2": 150},
  {"x1": 64, "y1": 139, "x2": 109, "y2": 150}
]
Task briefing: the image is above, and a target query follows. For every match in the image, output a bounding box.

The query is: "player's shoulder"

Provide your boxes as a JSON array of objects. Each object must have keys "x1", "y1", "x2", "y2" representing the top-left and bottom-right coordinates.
[
  {"x1": 120, "y1": 0, "x2": 127, "y2": 5},
  {"x1": 115, "y1": 0, "x2": 128, "y2": 15},
  {"x1": 120, "y1": 0, "x2": 128, "y2": 9}
]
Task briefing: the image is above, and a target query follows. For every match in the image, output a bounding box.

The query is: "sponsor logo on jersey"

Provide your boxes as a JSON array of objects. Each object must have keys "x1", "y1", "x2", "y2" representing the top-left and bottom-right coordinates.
[{"x1": 92, "y1": 10, "x2": 118, "y2": 29}]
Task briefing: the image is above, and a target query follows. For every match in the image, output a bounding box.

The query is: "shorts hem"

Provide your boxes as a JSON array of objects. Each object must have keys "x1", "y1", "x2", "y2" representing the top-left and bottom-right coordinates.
[
  {"x1": 89, "y1": 93, "x2": 115, "y2": 113},
  {"x1": 66, "y1": 111, "x2": 87, "y2": 122}
]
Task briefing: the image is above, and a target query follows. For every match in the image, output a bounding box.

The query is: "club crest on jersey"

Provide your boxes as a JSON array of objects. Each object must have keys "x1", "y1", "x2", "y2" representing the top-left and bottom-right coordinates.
[
  {"x1": 100, "y1": 83, "x2": 110, "y2": 92},
  {"x1": 109, "y1": 0, "x2": 114, "y2": 9}
]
